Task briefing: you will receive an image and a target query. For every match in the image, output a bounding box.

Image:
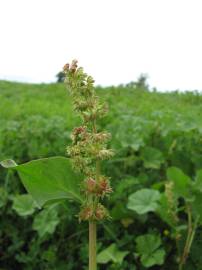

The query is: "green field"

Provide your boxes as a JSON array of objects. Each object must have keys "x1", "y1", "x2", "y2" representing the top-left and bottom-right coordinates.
[
  {"x1": 1, "y1": 80, "x2": 202, "y2": 121},
  {"x1": 1, "y1": 80, "x2": 202, "y2": 270}
]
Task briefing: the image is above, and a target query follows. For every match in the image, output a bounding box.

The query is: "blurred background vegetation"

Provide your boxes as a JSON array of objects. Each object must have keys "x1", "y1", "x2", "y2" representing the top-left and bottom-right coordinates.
[{"x1": 0, "y1": 79, "x2": 202, "y2": 270}]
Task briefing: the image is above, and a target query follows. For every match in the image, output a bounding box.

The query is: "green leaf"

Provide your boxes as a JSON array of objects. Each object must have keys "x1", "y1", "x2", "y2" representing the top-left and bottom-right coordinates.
[
  {"x1": 190, "y1": 170, "x2": 202, "y2": 221},
  {"x1": 0, "y1": 159, "x2": 17, "y2": 168},
  {"x1": 97, "y1": 243, "x2": 129, "y2": 265},
  {"x1": 136, "y1": 234, "x2": 165, "y2": 268},
  {"x1": 191, "y1": 192, "x2": 202, "y2": 222},
  {"x1": 1, "y1": 157, "x2": 83, "y2": 207},
  {"x1": 12, "y1": 194, "x2": 37, "y2": 216},
  {"x1": 33, "y1": 207, "x2": 59, "y2": 237},
  {"x1": 141, "y1": 147, "x2": 164, "y2": 169},
  {"x1": 166, "y1": 167, "x2": 191, "y2": 198},
  {"x1": 194, "y1": 169, "x2": 202, "y2": 192},
  {"x1": 141, "y1": 249, "x2": 165, "y2": 268},
  {"x1": 127, "y1": 189, "x2": 161, "y2": 214},
  {"x1": 136, "y1": 234, "x2": 161, "y2": 254}
]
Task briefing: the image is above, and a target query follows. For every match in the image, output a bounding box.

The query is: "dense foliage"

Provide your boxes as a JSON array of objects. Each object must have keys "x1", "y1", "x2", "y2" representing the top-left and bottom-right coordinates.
[{"x1": 0, "y1": 80, "x2": 202, "y2": 270}]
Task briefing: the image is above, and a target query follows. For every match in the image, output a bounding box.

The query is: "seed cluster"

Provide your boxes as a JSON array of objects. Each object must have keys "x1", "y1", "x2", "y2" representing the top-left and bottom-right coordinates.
[
  {"x1": 165, "y1": 181, "x2": 179, "y2": 224},
  {"x1": 63, "y1": 60, "x2": 114, "y2": 222}
]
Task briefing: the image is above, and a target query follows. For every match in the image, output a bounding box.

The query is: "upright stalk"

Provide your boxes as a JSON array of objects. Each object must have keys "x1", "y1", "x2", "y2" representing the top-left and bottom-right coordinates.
[
  {"x1": 89, "y1": 221, "x2": 97, "y2": 270},
  {"x1": 178, "y1": 206, "x2": 199, "y2": 270},
  {"x1": 64, "y1": 60, "x2": 113, "y2": 270}
]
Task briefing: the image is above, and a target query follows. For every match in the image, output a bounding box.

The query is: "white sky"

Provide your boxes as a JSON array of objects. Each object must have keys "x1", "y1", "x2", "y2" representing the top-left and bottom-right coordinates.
[{"x1": 0, "y1": 0, "x2": 202, "y2": 91}]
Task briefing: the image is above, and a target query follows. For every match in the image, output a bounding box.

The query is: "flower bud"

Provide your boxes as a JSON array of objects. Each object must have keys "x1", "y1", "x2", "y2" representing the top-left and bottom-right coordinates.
[
  {"x1": 70, "y1": 59, "x2": 78, "y2": 72},
  {"x1": 95, "y1": 204, "x2": 108, "y2": 220},
  {"x1": 79, "y1": 205, "x2": 93, "y2": 222},
  {"x1": 73, "y1": 126, "x2": 86, "y2": 136},
  {"x1": 85, "y1": 178, "x2": 96, "y2": 193},
  {"x1": 99, "y1": 178, "x2": 112, "y2": 194},
  {"x1": 74, "y1": 100, "x2": 89, "y2": 111},
  {"x1": 63, "y1": 63, "x2": 69, "y2": 72},
  {"x1": 93, "y1": 132, "x2": 111, "y2": 143},
  {"x1": 97, "y1": 149, "x2": 114, "y2": 160},
  {"x1": 96, "y1": 177, "x2": 112, "y2": 197}
]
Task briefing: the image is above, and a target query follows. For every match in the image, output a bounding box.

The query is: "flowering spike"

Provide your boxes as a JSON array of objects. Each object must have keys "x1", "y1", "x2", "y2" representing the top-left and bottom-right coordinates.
[{"x1": 64, "y1": 60, "x2": 114, "y2": 222}]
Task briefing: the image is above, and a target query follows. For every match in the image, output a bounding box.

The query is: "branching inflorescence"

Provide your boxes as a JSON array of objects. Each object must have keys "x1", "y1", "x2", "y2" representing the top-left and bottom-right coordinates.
[{"x1": 63, "y1": 60, "x2": 114, "y2": 223}]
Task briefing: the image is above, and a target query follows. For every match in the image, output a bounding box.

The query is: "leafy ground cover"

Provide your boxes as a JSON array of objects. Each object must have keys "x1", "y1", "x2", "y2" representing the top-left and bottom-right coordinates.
[{"x1": 0, "y1": 80, "x2": 202, "y2": 269}]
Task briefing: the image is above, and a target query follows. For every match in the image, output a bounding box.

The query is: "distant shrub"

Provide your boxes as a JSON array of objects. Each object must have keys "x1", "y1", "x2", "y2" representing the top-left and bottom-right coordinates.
[
  {"x1": 56, "y1": 71, "x2": 65, "y2": 83},
  {"x1": 126, "y1": 73, "x2": 149, "y2": 91}
]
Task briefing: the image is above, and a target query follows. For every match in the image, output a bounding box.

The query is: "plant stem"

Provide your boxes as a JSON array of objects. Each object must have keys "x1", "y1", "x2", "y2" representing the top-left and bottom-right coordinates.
[
  {"x1": 179, "y1": 206, "x2": 192, "y2": 270},
  {"x1": 89, "y1": 119, "x2": 99, "y2": 270},
  {"x1": 89, "y1": 221, "x2": 97, "y2": 270},
  {"x1": 186, "y1": 216, "x2": 199, "y2": 254},
  {"x1": 178, "y1": 206, "x2": 199, "y2": 270}
]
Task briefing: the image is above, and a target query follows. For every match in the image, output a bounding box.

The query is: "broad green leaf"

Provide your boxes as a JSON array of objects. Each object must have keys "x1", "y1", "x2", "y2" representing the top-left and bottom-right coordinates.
[
  {"x1": 136, "y1": 234, "x2": 161, "y2": 254},
  {"x1": 166, "y1": 167, "x2": 191, "y2": 198},
  {"x1": 191, "y1": 192, "x2": 202, "y2": 222},
  {"x1": 127, "y1": 189, "x2": 161, "y2": 214},
  {"x1": 1, "y1": 157, "x2": 83, "y2": 207},
  {"x1": 136, "y1": 234, "x2": 165, "y2": 267},
  {"x1": 141, "y1": 249, "x2": 165, "y2": 267},
  {"x1": 12, "y1": 194, "x2": 37, "y2": 216},
  {"x1": 190, "y1": 170, "x2": 202, "y2": 221},
  {"x1": 97, "y1": 243, "x2": 129, "y2": 265},
  {"x1": 141, "y1": 147, "x2": 164, "y2": 169},
  {"x1": 110, "y1": 116, "x2": 147, "y2": 151},
  {"x1": 33, "y1": 207, "x2": 59, "y2": 237},
  {"x1": 194, "y1": 169, "x2": 202, "y2": 192}
]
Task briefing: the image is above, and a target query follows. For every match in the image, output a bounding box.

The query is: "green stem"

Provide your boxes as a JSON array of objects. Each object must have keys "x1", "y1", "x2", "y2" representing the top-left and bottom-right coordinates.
[
  {"x1": 89, "y1": 120, "x2": 99, "y2": 270},
  {"x1": 186, "y1": 216, "x2": 199, "y2": 255},
  {"x1": 179, "y1": 206, "x2": 192, "y2": 270},
  {"x1": 89, "y1": 221, "x2": 97, "y2": 270},
  {"x1": 178, "y1": 206, "x2": 199, "y2": 270},
  {"x1": 89, "y1": 108, "x2": 100, "y2": 270}
]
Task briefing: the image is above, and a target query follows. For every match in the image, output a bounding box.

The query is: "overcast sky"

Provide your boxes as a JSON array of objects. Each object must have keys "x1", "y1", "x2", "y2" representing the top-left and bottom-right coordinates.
[{"x1": 0, "y1": 0, "x2": 202, "y2": 91}]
